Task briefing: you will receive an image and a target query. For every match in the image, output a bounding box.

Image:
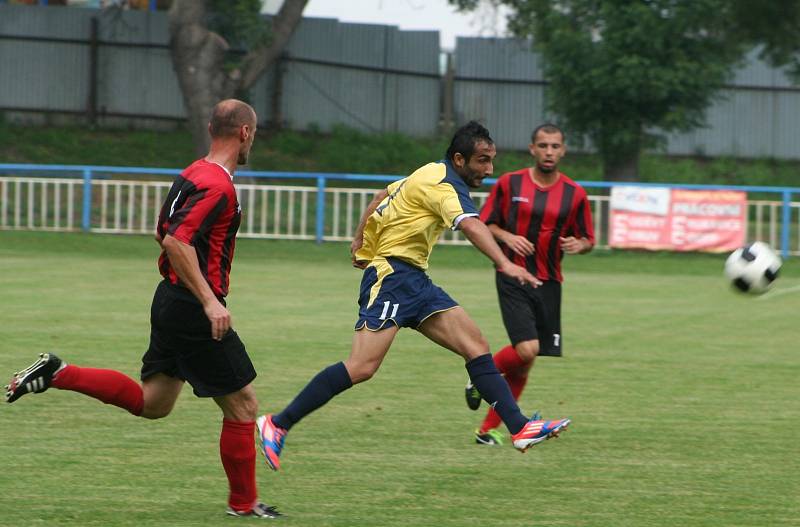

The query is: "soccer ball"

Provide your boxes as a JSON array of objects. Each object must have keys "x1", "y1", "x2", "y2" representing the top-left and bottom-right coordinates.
[{"x1": 724, "y1": 241, "x2": 782, "y2": 295}]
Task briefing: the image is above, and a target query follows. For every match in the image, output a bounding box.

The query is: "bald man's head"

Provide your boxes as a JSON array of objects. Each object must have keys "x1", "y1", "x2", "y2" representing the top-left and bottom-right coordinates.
[{"x1": 209, "y1": 99, "x2": 257, "y2": 139}]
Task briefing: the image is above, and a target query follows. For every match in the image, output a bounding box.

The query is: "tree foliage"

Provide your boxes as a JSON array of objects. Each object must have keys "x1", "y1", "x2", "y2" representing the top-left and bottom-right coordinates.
[
  {"x1": 207, "y1": 0, "x2": 270, "y2": 52},
  {"x1": 452, "y1": 0, "x2": 746, "y2": 180},
  {"x1": 730, "y1": 0, "x2": 800, "y2": 80},
  {"x1": 168, "y1": 0, "x2": 308, "y2": 156}
]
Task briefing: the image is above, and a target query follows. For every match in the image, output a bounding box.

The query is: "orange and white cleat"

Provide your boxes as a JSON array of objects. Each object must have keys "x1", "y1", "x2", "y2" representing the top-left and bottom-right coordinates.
[{"x1": 511, "y1": 417, "x2": 571, "y2": 452}]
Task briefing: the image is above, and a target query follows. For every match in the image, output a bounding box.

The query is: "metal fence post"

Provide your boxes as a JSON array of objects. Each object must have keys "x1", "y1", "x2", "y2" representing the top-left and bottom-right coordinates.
[
  {"x1": 82, "y1": 169, "x2": 92, "y2": 232},
  {"x1": 87, "y1": 17, "x2": 98, "y2": 125},
  {"x1": 315, "y1": 176, "x2": 326, "y2": 243},
  {"x1": 781, "y1": 190, "x2": 791, "y2": 259}
]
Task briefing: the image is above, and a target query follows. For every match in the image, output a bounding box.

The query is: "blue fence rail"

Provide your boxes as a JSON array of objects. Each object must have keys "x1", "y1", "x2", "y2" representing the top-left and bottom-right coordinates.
[{"x1": 0, "y1": 163, "x2": 798, "y2": 258}]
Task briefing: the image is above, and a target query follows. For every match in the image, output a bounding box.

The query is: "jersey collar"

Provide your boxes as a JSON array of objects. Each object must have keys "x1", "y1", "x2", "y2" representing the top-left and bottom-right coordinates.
[
  {"x1": 441, "y1": 159, "x2": 468, "y2": 190},
  {"x1": 210, "y1": 162, "x2": 233, "y2": 180}
]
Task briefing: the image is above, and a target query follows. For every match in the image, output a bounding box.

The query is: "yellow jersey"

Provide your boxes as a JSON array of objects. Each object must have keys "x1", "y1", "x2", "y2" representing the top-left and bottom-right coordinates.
[{"x1": 355, "y1": 160, "x2": 479, "y2": 269}]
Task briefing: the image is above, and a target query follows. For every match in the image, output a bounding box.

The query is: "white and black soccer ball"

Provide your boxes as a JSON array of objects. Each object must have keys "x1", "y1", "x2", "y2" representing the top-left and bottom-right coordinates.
[{"x1": 724, "y1": 241, "x2": 782, "y2": 295}]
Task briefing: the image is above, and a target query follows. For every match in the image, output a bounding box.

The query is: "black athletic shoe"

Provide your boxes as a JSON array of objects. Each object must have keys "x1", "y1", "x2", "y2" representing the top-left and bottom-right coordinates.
[
  {"x1": 465, "y1": 381, "x2": 481, "y2": 410},
  {"x1": 474, "y1": 428, "x2": 505, "y2": 446},
  {"x1": 5, "y1": 353, "x2": 64, "y2": 403},
  {"x1": 226, "y1": 502, "x2": 283, "y2": 519}
]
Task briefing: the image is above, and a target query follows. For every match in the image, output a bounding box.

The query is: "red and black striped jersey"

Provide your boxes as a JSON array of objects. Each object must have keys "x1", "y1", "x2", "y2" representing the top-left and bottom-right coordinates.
[
  {"x1": 156, "y1": 159, "x2": 241, "y2": 298},
  {"x1": 480, "y1": 169, "x2": 595, "y2": 282}
]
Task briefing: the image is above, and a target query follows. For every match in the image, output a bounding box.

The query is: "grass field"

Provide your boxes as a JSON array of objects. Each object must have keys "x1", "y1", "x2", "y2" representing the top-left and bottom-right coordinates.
[{"x1": 1, "y1": 231, "x2": 798, "y2": 526}]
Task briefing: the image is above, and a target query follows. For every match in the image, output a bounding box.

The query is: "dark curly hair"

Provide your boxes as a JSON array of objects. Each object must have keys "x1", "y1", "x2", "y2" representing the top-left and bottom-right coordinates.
[{"x1": 446, "y1": 121, "x2": 494, "y2": 163}]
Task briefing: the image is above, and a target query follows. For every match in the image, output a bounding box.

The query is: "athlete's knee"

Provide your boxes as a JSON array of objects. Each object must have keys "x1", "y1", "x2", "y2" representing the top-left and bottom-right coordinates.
[
  {"x1": 345, "y1": 359, "x2": 380, "y2": 384},
  {"x1": 514, "y1": 340, "x2": 539, "y2": 363},
  {"x1": 238, "y1": 393, "x2": 259, "y2": 420},
  {"x1": 140, "y1": 400, "x2": 174, "y2": 420},
  {"x1": 220, "y1": 389, "x2": 259, "y2": 421},
  {"x1": 140, "y1": 374, "x2": 182, "y2": 419},
  {"x1": 226, "y1": 403, "x2": 258, "y2": 421}
]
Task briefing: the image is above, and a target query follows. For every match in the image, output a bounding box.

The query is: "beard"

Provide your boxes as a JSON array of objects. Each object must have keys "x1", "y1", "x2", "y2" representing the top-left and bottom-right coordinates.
[
  {"x1": 465, "y1": 173, "x2": 484, "y2": 188},
  {"x1": 460, "y1": 167, "x2": 485, "y2": 188},
  {"x1": 538, "y1": 163, "x2": 556, "y2": 173},
  {"x1": 237, "y1": 151, "x2": 249, "y2": 165}
]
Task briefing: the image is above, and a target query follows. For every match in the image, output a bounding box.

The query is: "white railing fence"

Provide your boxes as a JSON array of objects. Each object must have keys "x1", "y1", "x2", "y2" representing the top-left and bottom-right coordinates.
[{"x1": 1, "y1": 174, "x2": 798, "y2": 256}]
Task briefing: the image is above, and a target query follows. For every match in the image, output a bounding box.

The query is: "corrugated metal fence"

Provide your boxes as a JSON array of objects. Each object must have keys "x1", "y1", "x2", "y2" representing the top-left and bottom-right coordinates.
[
  {"x1": 453, "y1": 38, "x2": 549, "y2": 152},
  {"x1": 0, "y1": 4, "x2": 441, "y2": 136},
  {"x1": 1, "y1": 4, "x2": 799, "y2": 158}
]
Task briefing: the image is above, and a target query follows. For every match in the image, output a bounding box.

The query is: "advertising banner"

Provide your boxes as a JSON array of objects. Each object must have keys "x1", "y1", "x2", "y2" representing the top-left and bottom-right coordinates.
[{"x1": 610, "y1": 187, "x2": 747, "y2": 252}]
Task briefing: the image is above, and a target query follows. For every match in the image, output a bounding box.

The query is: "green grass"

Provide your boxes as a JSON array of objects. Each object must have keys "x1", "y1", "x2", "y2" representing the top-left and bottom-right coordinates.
[{"x1": 1, "y1": 231, "x2": 799, "y2": 526}]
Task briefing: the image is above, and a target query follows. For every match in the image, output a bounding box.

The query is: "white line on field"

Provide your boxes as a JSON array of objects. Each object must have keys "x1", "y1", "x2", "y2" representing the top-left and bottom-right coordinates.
[{"x1": 756, "y1": 284, "x2": 800, "y2": 300}]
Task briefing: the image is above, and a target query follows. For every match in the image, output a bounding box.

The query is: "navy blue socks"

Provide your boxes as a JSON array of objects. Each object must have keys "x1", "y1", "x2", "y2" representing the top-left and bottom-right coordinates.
[
  {"x1": 272, "y1": 362, "x2": 353, "y2": 431},
  {"x1": 465, "y1": 354, "x2": 528, "y2": 435},
  {"x1": 272, "y1": 356, "x2": 528, "y2": 435}
]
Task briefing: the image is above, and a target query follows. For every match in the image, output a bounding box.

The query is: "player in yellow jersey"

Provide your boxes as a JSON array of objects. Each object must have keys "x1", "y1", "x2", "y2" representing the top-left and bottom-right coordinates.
[{"x1": 257, "y1": 122, "x2": 571, "y2": 472}]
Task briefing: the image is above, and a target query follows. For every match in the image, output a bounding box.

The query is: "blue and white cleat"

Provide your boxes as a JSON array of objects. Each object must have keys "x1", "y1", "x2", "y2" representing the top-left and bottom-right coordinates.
[
  {"x1": 511, "y1": 417, "x2": 570, "y2": 452},
  {"x1": 256, "y1": 414, "x2": 287, "y2": 471}
]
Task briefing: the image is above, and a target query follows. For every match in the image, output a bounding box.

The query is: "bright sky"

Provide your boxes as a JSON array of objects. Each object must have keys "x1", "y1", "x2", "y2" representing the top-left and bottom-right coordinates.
[{"x1": 263, "y1": 0, "x2": 510, "y2": 50}]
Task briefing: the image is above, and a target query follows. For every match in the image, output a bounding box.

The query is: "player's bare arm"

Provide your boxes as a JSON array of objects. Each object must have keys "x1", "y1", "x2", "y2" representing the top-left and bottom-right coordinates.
[
  {"x1": 459, "y1": 217, "x2": 541, "y2": 287},
  {"x1": 559, "y1": 236, "x2": 593, "y2": 254},
  {"x1": 488, "y1": 223, "x2": 535, "y2": 256},
  {"x1": 350, "y1": 188, "x2": 389, "y2": 268},
  {"x1": 161, "y1": 233, "x2": 231, "y2": 340}
]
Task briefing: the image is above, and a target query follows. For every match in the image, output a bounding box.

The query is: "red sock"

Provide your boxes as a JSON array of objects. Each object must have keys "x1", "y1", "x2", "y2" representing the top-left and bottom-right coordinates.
[
  {"x1": 220, "y1": 419, "x2": 258, "y2": 512},
  {"x1": 493, "y1": 345, "x2": 529, "y2": 374},
  {"x1": 51, "y1": 364, "x2": 144, "y2": 416},
  {"x1": 479, "y1": 369, "x2": 530, "y2": 434}
]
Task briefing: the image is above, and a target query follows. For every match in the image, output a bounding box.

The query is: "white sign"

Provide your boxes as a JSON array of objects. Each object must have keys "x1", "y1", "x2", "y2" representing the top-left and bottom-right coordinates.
[{"x1": 609, "y1": 186, "x2": 671, "y2": 216}]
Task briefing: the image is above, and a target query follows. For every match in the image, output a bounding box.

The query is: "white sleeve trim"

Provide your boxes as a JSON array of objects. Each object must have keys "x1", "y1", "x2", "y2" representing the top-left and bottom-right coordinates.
[{"x1": 451, "y1": 213, "x2": 479, "y2": 230}]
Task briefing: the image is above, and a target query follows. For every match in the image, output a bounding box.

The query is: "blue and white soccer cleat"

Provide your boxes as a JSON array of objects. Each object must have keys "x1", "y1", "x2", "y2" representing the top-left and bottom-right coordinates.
[
  {"x1": 256, "y1": 414, "x2": 287, "y2": 471},
  {"x1": 510, "y1": 416, "x2": 570, "y2": 452}
]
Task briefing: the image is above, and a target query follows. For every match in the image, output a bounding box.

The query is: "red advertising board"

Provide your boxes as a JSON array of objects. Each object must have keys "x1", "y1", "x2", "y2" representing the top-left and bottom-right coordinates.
[{"x1": 610, "y1": 187, "x2": 747, "y2": 252}]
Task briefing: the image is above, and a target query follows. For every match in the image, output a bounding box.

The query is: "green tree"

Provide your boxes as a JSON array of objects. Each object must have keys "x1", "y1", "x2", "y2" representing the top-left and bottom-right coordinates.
[
  {"x1": 452, "y1": 0, "x2": 744, "y2": 180},
  {"x1": 168, "y1": 0, "x2": 309, "y2": 156},
  {"x1": 730, "y1": 0, "x2": 800, "y2": 80}
]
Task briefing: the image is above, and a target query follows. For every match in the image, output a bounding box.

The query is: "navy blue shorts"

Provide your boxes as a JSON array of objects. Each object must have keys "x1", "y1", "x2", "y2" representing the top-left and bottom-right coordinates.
[{"x1": 355, "y1": 257, "x2": 458, "y2": 330}]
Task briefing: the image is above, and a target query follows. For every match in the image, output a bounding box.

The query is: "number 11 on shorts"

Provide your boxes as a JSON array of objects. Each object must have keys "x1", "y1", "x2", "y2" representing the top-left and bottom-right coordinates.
[{"x1": 379, "y1": 301, "x2": 399, "y2": 320}]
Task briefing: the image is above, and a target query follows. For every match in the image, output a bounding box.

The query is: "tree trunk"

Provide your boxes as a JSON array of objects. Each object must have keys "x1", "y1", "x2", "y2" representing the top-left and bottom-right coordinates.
[
  {"x1": 168, "y1": 0, "x2": 309, "y2": 157},
  {"x1": 238, "y1": 0, "x2": 310, "y2": 91},
  {"x1": 169, "y1": 0, "x2": 232, "y2": 157},
  {"x1": 602, "y1": 150, "x2": 641, "y2": 181}
]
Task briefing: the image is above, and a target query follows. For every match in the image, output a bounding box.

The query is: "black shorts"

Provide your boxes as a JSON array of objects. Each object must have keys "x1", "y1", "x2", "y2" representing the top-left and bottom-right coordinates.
[
  {"x1": 495, "y1": 273, "x2": 562, "y2": 357},
  {"x1": 141, "y1": 280, "x2": 257, "y2": 397}
]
